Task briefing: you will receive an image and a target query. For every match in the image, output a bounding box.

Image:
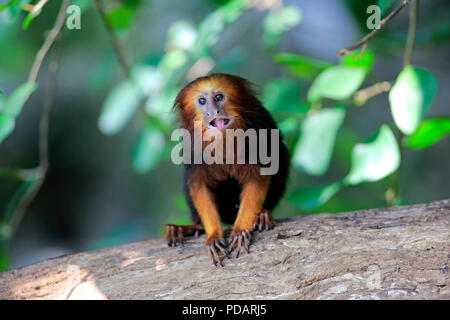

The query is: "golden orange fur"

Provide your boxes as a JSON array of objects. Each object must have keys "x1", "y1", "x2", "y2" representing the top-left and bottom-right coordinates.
[
  {"x1": 174, "y1": 74, "x2": 248, "y2": 132},
  {"x1": 167, "y1": 73, "x2": 291, "y2": 266}
]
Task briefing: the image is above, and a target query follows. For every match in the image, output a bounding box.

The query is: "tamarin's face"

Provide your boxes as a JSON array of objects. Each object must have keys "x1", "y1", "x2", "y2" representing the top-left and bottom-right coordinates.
[
  {"x1": 196, "y1": 90, "x2": 233, "y2": 130},
  {"x1": 176, "y1": 74, "x2": 253, "y2": 131}
]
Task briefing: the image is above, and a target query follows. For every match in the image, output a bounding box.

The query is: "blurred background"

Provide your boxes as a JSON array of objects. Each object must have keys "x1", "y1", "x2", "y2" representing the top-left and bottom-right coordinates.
[{"x1": 0, "y1": 0, "x2": 449, "y2": 271}]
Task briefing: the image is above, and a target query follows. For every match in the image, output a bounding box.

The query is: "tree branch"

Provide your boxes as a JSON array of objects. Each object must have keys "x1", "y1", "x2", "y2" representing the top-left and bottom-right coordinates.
[
  {"x1": 95, "y1": 0, "x2": 132, "y2": 78},
  {"x1": 27, "y1": 0, "x2": 70, "y2": 83},
  {"x1": 8, "y1": 32, "x2": 64, "y2": 236},
  {"x1": 387, "y1": 0, "x2": 419, "y2": 206},
  {"x1": 1, "y1": 200, "x2": 448, "y2": 299},
  {"x1": 353, "y1": 81, "x2": 391, "y2": 105},
  {"x1": 338, "y1": 0, "x2": 411, "y2": 57},
  {"x1": 403, "y1": 0, "x2": 419, "y2": 65}
]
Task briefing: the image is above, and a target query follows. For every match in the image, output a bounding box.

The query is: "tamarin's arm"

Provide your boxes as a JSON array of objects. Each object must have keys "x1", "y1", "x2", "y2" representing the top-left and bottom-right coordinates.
[
  {"x1": 189, "y1": 181, "x2": 228, "y2": 265},
  {"x1": 229, "y1": 176, "x2": 271, "y2": 257}
]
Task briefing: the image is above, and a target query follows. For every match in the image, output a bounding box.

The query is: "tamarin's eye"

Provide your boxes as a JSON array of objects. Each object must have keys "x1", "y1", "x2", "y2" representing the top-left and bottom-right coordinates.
[
  {"x1": 214, "y1": 94, "x2": 224, "y2": 102},
  {"x1": 198, "y1": 97, "x2": 206, "y2": 105}
]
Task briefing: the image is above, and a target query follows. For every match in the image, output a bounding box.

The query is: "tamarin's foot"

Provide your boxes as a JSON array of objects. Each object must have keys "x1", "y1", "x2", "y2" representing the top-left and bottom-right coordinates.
[
  {"x1": 253, "y1": 210, "x2": 273, "y2": 231},
  {"x1": 164, "y1": 224, "x2": 204, "y2": 247},
  {"x1": 227, "y1": 210, "x2": 272, "y2": 258},
  {"x1": 205, "y1": 234, "x2": 228, "y2": 267},
  {"x1": 228, "y1": 228, "x2": 251, "y2": 259}
]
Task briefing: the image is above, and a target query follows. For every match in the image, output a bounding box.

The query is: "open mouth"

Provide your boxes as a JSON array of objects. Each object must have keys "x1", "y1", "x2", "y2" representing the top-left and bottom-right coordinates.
[{"x1": 208, "y1": 118, "x2": 232, "y2": 130}]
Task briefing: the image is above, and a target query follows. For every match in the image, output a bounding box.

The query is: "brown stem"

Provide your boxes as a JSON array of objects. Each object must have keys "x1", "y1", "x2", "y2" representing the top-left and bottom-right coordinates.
[
  {"x1": 387, "y1": 0, "x2": 419, "y2": 206},
  {"x1": 95, "y1": 0, "x2": 132, "y2": 78},
  {"x1": 403, "y1": 0, "x2": 419, "y2": 65},
  {"x1": 9, "y1": 23, "x2": 64, "y2": 235},
  {"x1": 27, "y1": 0, "x2": 70, "y2": 83},
  {"x1": 338, "y1": 0, "x2": 411, "y2": 56},
  {"x1": 353, "y1": 81, "x2": 391, "y2": 105}
]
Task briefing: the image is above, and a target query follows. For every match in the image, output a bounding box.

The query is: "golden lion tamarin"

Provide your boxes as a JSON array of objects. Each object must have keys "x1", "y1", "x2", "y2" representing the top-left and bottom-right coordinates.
[{"x1": 165, "y1": 73, "x2": 289, "y2": 266}]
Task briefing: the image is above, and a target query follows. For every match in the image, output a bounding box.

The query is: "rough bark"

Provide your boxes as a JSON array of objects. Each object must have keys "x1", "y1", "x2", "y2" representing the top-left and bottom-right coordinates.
[{"x1": 0, "y1": 200, "x2": 449, "y2": 300}]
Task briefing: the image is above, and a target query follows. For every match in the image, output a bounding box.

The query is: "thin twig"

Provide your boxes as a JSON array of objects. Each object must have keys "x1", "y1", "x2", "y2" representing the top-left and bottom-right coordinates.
[
  {"x1": 387, "y1": 0, "x2": 419, "y2": 206},
  {"x1": 403, "y1": 0, "x2": 419, "y2": 65},
  {"x1": 353, "y1": 81, "x2": 391, "y2": 105},
  {"x1": 21, "y1": 0, "x2": 48, "y2": 13},
  {"x1": 0, "y1": 167, "x2": 42, "y2": 181},
  {"x1": 30, "y1": 0, "x2": 49, "y2": 14},
  {"x1": 27, "y1": 0, "x2": 70, "y2": 83},
  {"x1": 8, "y1": 13, "x2": 65, "y2": 235},
  {"x1": 96, "y1": 0, "x2": 132, "y2": 78},
  {"x1": 96, "y1": 0, "x2": 154, "y2": 114},
  {"x1": 338, "y1": 0, "x2": 411, "y2": 56}
]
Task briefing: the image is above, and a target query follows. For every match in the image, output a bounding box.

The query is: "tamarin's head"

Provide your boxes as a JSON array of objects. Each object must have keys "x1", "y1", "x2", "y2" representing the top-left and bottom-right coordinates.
[{"x1": 174, "y1": 73, "x2": 259, "y2": 131}]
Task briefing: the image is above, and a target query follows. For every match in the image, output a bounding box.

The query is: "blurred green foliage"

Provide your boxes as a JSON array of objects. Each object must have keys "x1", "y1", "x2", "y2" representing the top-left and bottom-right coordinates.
[
  {"x1": 0, "y1": 82, "x2": 37, "y2": 143},
  {"x1": 0, "y1": 0, "x2": 449, "y2": 271}
]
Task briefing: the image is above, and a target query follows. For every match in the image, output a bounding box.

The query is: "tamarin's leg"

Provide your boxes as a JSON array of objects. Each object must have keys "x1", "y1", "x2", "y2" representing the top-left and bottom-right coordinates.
[
  {"x1": 164, "y1": 224, "x2": 204, "y2": 247},
  {"x1": 189, "y1": 182, "x2": 228, "y2": 266},
  {"x1": 229, "y1": 176, "x2": 271, "y2": 257}
]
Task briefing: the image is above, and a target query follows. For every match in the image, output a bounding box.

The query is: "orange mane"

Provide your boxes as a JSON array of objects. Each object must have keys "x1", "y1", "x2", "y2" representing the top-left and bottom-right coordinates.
[{"x1": 173, "y1": 73, "x2": 257, "y2": 132}]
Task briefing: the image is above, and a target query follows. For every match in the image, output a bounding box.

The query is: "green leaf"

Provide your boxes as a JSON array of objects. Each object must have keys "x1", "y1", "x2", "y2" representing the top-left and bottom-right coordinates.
[
  {"x1": 274, "y1": 53, "x2": 331, "y2": 80},
  {"x1": 106, "y1": 5, "x2": 134, "y2": 30},
  {"x1": 292, "y1": 106, "x2": 346, "y2": 175},
  {"x1": 5, "y1": 0, "x2": 22, "y2": 18},
  {"x1": 0, "y1": 1, "x2": 16, "y2": 12},
  {"x1": 133, "y1": 126, "x2": 165, "y2": 173},
  {"x1": 131, "y1": 64, "x2": 163, "y2": 95},
  {"x1": 22, "y1": 8, "x2": 41, "y2": 30},
  {"x1": 98, "y1": 80, "x2": 139, "y2": 135},
  {"x1": 0, "y1": 113, "x2": 15, "y2": 144},
  {"x1": 145, "y1": 85, "x2": 179, "y2": 118},
  {"x1": 277, "y1": 116, "x2": 301, "y2": 136},
  {"x1": 307, "y1": 66, "x2": 366, "y2": 103},
  {"x1": 340, "y1": 49, "x2": 374, "y2": 74},
  {"x1": 289, "y1": 182, "x2": 342, "y2": 210},
  {"x1": 262, "y1": 77, "x2": 308, "y2": 114},
  {"x1": 166, "y1": 20, "x2": 197, "y2": 52},
  {"x1": 263, "y1": 6, "x2": 302, "y2": 49},
  {"x1": 4, "y1": 175, "x2": 41, "y2": 224},
  {"x1": 404, "y1": 118, "x2": 450, "y2": 149},
  {"x1": 194, "y1": 0, "x2": 247, "y2": 57},
  {"x1": 4, "y1": 82, "x2": 37, "y2": 117},
  {"x1": 344, "y1": 125, "x2": 400, "y2": 185},
  {"x1": 389, "y1": 65, "x2": 438, "y2": 135},
  {"x1": 157, "y1": 50, "x2": 189, "y2": 81}
]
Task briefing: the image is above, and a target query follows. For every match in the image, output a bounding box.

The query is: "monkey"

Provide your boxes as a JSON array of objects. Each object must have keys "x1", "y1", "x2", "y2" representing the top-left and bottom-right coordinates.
[{"x1": 165, "y1": 73, "x2": 290, "y2": 266}]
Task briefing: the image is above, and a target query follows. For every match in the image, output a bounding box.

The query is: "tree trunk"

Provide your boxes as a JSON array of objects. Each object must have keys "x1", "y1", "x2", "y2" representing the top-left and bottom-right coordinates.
[{"x1": 0, "y1": 200, "x2": 449, "y2": 300}]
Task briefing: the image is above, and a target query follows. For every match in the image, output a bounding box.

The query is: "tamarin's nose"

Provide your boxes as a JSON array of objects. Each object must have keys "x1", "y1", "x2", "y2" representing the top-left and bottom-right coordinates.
[
  {"x1": 205, "y1": 105, "x2": 223, "y2": 118},
  {"x1": 204, "y1": 106, "x2": 233, "y2": 130}
]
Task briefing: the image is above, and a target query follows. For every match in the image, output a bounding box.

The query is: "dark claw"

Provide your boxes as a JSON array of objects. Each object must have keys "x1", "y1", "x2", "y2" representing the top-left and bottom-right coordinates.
[
  {"x1": 207, "y1": 237, "x2": 227, "y2": 267},
  {"x1": 253, "y1": 210, "x2": 273, "y2": 233},
  {"x1": 165, "y1": 225, "x2": 184, "y2": 247},
  {"x1": 228, "y1": 229, "x2": 252, "y2": 258}
]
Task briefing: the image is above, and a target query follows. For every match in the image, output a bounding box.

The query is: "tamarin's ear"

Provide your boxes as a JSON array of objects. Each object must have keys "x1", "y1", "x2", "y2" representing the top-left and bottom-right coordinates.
[{"x1": 172, "y1": 86, "x2": 187, "y2": 112}]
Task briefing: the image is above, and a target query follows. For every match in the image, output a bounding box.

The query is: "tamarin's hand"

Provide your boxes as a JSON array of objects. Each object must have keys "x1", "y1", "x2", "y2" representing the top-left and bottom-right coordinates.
[{"x1": 165, "y1": 73, "x2": 290, "y2": 266}]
